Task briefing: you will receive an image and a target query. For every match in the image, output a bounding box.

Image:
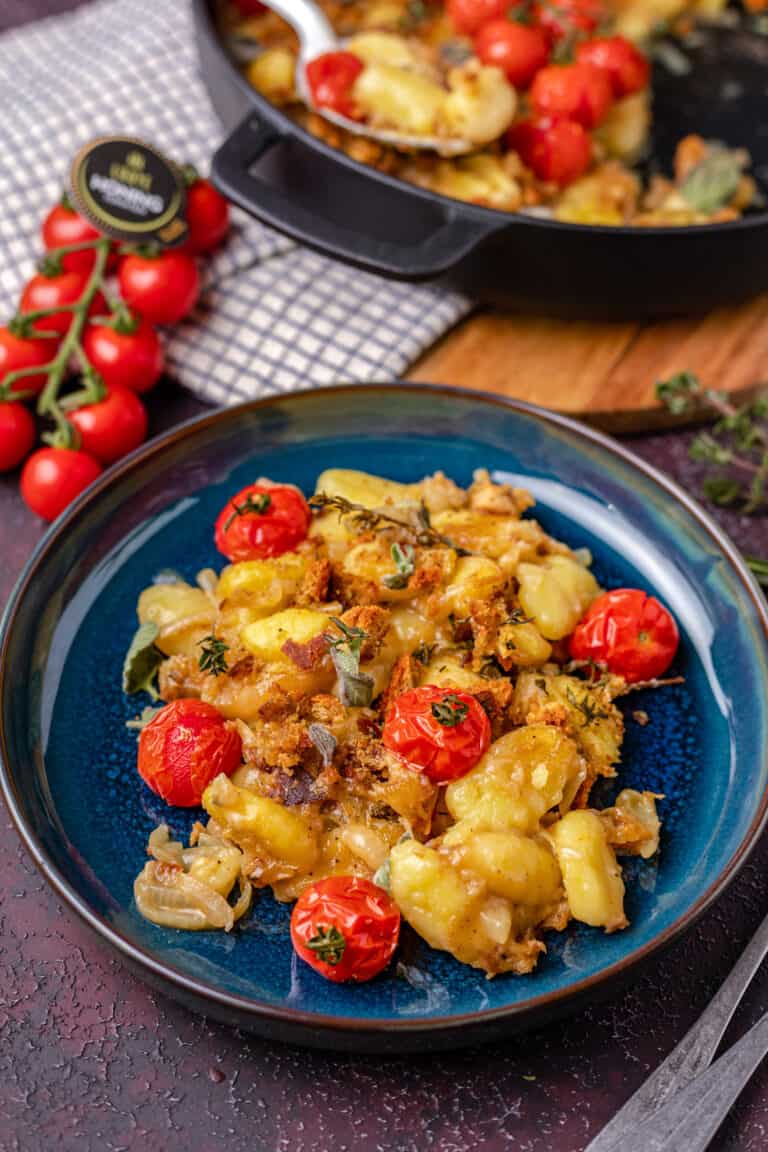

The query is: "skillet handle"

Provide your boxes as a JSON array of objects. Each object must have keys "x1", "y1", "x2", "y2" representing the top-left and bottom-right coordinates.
[{"x1": 211, "y1": 114, "x2": 500, "y2": 280}]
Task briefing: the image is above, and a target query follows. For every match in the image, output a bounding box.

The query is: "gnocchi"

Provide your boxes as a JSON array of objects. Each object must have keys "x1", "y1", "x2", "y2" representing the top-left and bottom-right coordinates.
[{"x1": 129, "y1": 466, "x2": 668, "y2": 979}]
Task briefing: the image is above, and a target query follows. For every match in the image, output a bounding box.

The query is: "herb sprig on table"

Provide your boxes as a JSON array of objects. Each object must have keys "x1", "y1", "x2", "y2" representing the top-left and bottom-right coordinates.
[
  {"x1": 657, "y1": 372, "x2": 768, "y2": 512},
  {"x1": 656, "y1": 372, "x2": 768, "y2": 589}
]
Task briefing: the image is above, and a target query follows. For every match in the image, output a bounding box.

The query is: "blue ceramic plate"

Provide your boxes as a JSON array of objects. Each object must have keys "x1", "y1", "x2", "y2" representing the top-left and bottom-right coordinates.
[{"x1": 3, "y1": 385, "x2": 768, "y2": 1053}]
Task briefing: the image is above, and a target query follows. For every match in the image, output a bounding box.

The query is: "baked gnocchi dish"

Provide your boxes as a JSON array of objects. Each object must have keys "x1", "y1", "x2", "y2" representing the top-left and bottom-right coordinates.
[
  {"x1": 219, "y1": 0, "x2": 758, "y2": 226},
  {"x1": 126, "y1": 467, "x2": 679, "y2": 982}
]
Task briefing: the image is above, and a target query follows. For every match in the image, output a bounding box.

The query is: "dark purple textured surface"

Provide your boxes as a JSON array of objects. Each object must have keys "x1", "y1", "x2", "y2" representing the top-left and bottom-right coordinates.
[{"x1": 3, "y1": 5, "x2": 768, "y2": 1149}]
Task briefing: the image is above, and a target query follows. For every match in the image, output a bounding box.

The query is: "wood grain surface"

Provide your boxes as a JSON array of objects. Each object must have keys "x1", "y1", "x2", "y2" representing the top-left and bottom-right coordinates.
[{"x1": 410, "y1": 294, "x2": 768, "y2": 431}]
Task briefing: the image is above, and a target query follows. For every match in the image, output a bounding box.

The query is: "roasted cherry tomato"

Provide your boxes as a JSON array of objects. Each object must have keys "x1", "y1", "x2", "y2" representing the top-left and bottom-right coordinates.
[
  {"x1": 382, "y1": 685, "x2": 491, "y2": 783},
  {"x1": 290, "y1": 876, "x2": 400, "y2": 983},
  {"x1": 20, "y1": 271, "x2": 107, "y2": 338},
  {"x1": 569, "y1": 588, "x2": 679, "y2": 683},
  {"x1": 137, "y1": 699, "x2": 243, "y2": 808},
  {"x1": 530, "y1": 61, "x2": 613, "y2": 129},
  {"x1": 41, "y1": 198, "x2": 104, "y2": 275},
  {"x1": 575, "y1": 35, "x2": 650, "y2": 98},
  {"x1": 185, "y1": 178, "x2": 231, "y2": 253},
  {"x1": 474, "y1": 20, "x2": 550, "y2": 88},
  {"x1": 533, "y1": 0, "x2": 607, "y2": 44},
  {"x1": 306, "y1": 51, "x2": 364, "y2": 119},
  {"x1": 0, "y1": 324, "x2": 57, "y2": 395},
  {"x1": 508, "y1": 116, "x2": 592, "y2": 185},
  {"x1": 214, "y1": 482, "x2": 311, "y2": 562},
  {"x1": 117, "y1": 250, "x2": 200, "y2": 326},
  {"x1": 446, "y1": 0, "x2": 508, "y2": 34},
  {"x1": 82, "y1": 313, "x2": 164, "y2": 394},
  {"x1": 20, "y1": 446, "x2": 102, "y2": 521},
  {"x1": 67, "y1": 386, "x2": 148, "y2": 465},
  {"x1": 0, "y1": 402, "x2": 36, "y2": 472}
]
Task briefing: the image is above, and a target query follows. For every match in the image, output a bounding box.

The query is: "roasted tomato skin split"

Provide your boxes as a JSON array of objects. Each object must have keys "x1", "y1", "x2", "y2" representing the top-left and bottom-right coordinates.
[
  {"x1": 290, "y1": 876, "x2": 401, "y2": 983},
  {"x1": 137, "y1": 699, "x2": 243, "y2": 807},
  {"x1": 214, "y1": 482, "x2": 311, "y2": 562},
  {"x1": 382, "y1": 685, "x2": 491, "y2": 783},
  {"x1": 569, "y1": 588, "x2": 679, "y2": 683}
]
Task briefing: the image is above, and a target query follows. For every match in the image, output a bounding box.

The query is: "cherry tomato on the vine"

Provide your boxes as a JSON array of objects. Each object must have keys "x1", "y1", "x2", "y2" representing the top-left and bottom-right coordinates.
[
  {"x1": 137, "y1": 699, "x2": 243, "y2": 807},
  {"x1": 117, "y1": 250, "x2": 200, "y2": 326},
  {"x1": 20, "y1": 272, "x2": 107, "y2": 337},
  {"x1": 575, "y1": 35, "x2": 650, "y2": 98},
  {"x1": 67, "y1": 386, "x2": 148, "y2": 465},
  {"x1": 474, "y1": 20, "x2": 550, "y2": 89},
  {"x1": 530, "y1": 61, "x2": 613, "y2": 128},
  {"x1": 0, "y1": 324, "x2": 57, "y2": 395},
  {"x1": 290, "y1": 876, "x2": 401, "y2": 983},
  {"x1": 508, "y1": 116, "x2": 592, "y2": 184},
  {"x1": 569, "y1": 588, "x2": 679, "y2": 683},
  {"x1": 382, "y1": 685, "x2": 491, "y2": 783},
  {"x1": 446, "y1": 0, "x2": 508, "y2": 35},
  {"x1": 214, "y1": 482, "x2": 311, "y2": 562},
  {"x1": 533, "y1": 0, "x2": 607, "y2": 44},
  {"x1": 41, "y1": 199, "x2": 104, "y2": 275},
  {"x1": 306, "y1": 51, "x2": 364, "y2": 119},
  {"x1": 185, "y1": 178, "x2": 231, "y2": 253},
  {"x1": 20, "y1": 447, "x2": 102, "y2": 521},
  {"x1": 82, "y1": 314, "x2": 164, "y2": 394},
  {"x1": 0, "y1": 402, "x2": 36, "y2": 472}
]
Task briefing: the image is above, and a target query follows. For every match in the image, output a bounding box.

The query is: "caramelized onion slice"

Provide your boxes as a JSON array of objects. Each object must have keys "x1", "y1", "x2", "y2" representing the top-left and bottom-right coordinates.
[{"x1": 134, "y1": 861, "x2": 236, "y2": 931}]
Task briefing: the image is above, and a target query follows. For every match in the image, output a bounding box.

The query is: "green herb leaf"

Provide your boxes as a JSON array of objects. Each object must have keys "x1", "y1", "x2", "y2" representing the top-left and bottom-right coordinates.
[
  {"x1": 306, "y1": 924, "x2": 346, "y2": 965},
  {"x1": 680, "y1": 146, "x2": 745, "y2": 215},
  {"x1": 505, "y1": 607, "x2": 534, "y2": 625},
  {"x1": 198, "y1": 634, "x2": 229, "y2": 677},
  {"x1": 372, "y1": 857, "x2": 391, "y2": 892},
  {"x1": 325, "y1": 618, "x2": 374, "y2": 708},
  {"x1": 656, "y1": 371, "x2": 702, "y2": 415},
  {"x1": 431, "y1": 693, "x2": 469, "y2": 727},
  {"x1": 307, "y1": 722, "x2": 337, "y2": 768},
  {"x1": 689, "y1": 433, "x2": 733, "y2": 466},
  {"x1": 702, "y1": 475, "x2": 742, "y2": 506},
  {"x1": 413, "y1": 641, "x2": 435, "y2": 666},
  {"x1": 382, "y1": 543, "x2": 416, "y2": 590},
  {"x1": 122, "y1": 621, "x2": 163, "y2": 699}
]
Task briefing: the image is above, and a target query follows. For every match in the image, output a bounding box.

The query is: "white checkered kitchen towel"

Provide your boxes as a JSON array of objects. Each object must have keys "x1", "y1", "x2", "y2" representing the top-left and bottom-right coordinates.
[{"x1": 0, "y1": 0, "x2": 472, "y2": 405}]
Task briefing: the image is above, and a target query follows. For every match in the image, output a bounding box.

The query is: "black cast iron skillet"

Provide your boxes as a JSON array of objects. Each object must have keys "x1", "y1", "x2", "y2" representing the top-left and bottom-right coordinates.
[{"x1": 194, "y1": 0, "x2": 768, "y2": 319}]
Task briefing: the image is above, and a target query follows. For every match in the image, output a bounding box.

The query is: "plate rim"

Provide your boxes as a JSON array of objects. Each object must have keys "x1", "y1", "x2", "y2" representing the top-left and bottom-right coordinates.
[{"x1": 3, "y1": 381, "x2": 768, "y2": 1037}]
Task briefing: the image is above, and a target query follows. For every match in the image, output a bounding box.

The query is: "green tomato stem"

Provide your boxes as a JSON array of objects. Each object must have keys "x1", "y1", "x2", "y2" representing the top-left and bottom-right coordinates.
[{"x1": 37, "y1": 237, "x2": 111, "y2": 421}]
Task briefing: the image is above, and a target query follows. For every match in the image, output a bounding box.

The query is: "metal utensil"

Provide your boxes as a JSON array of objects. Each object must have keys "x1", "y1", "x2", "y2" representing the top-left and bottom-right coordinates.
[
  {"x1": 586, "y1": 909, "x2": 768, "y2": 1152},
  {"x1": 262, "y1": 0, "x2": 475, "y2": 156}
]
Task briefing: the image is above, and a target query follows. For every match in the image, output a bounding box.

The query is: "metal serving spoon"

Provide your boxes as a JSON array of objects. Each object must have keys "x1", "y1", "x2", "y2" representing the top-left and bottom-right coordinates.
[{"x1": 261, "y1": 0, "x2": 475, "y2": 156}]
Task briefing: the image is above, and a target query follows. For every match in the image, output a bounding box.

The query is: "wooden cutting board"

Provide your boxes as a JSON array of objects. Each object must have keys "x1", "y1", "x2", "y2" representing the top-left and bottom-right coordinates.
[{"x1": 408, "y1": 293, "x2": 768, "y2": 432}]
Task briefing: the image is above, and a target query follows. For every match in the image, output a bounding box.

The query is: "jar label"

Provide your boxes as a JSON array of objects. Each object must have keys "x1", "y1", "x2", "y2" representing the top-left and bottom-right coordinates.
[{"x1": 70, "y1": 137, "x2": 188, "y2": 246}]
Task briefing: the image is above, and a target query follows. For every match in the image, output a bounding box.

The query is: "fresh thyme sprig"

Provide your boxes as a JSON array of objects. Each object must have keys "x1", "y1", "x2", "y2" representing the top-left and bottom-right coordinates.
[
  {"x1": 309, "y1": 492, "x2": 470, "y2": 554},
  {"x1": 566, "y1": 685, "x2": 610, "y2": 726},
  {"x1": 198, "y1": 634, "x2": 229, "y2": 677},
  {"x1": 656, "y1": 372, "x2": 768, "y2": 513}
]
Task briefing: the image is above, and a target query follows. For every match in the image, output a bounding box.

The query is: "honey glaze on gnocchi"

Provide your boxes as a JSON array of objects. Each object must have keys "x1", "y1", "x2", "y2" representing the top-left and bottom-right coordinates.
[{"x1": 129, "y1": 468, "x2": 669, "y2": 980}]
